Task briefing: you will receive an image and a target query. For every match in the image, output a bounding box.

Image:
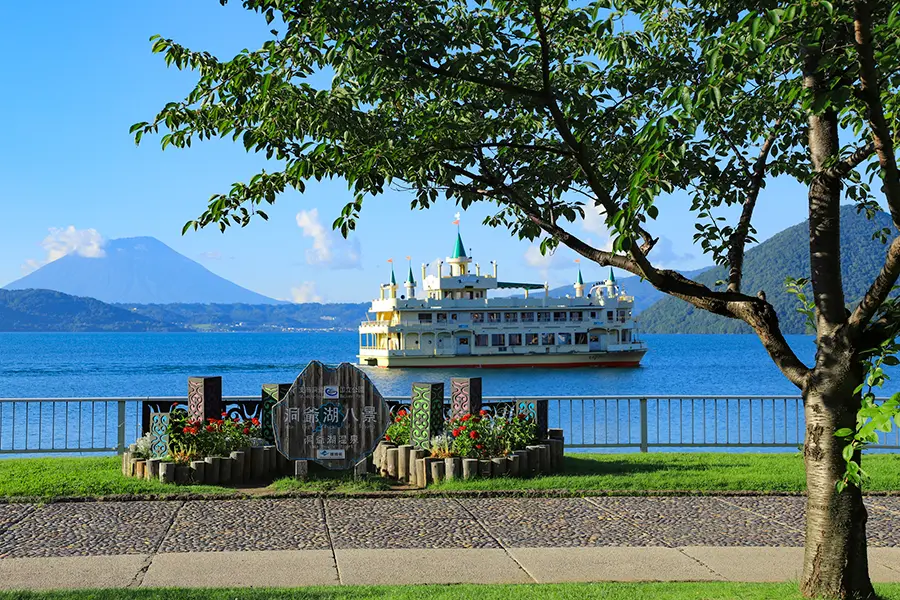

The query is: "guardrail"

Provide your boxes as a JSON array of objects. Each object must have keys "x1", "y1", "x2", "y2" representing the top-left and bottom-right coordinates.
[{"x1": 1, "y1": 395, "x2": 897, "y2": 455}]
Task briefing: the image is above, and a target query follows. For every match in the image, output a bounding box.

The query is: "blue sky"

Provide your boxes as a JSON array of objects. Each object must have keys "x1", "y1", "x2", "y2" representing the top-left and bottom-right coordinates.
[{"x1": 0, "y1": 1, "x2": 812, "y2": 303}]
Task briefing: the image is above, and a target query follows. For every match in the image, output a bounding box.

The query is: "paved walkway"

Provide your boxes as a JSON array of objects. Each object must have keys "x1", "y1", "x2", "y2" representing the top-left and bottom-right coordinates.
[{"x1": 3, "y1": 495, "x2": 900, "y2": 589}]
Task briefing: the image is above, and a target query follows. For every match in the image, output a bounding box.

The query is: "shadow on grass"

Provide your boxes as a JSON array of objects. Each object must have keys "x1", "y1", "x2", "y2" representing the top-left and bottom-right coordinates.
[{"x1": 562, "y1": 454, "x2": 777, "y2": 476}]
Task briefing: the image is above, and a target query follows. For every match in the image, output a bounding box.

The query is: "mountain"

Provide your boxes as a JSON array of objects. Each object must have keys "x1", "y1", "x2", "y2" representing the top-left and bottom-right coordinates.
[
  {"x1": 638, "y1": 205, "x2": 898, "y2": 334},
  {"x1": 4, "y1": 237, "x2": 280, "y2": 305},
  {"x1": 532, "y1": 268, "x2": 710, "y2": 314},
  {"x1": 123, "y1": 302, "x2": 370, "y2": 332},
  {"x1": 0, "y1": 289, "x2": 185, "y2": 332}
]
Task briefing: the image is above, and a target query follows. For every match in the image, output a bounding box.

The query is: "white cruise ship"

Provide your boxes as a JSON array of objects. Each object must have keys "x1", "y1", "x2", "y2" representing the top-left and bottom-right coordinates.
[{"x1": 358, "y1": 231, "x2": 647, "y2": 368}]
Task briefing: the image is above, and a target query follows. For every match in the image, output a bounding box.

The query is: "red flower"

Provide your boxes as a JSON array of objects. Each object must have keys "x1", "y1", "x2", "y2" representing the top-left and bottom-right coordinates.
[
  {"x1": 385, "y1": 435, "x2": 392, "y2": 441},
  {"x1": 206, "y1": 425, "x2": 215, "y2": 432},
  {"x1": 221, "y1": 411, "x2": 228, "y2": 418},
  {"x1": 398, "y1": 409, "x2": 407, "y2": 417},
  {"x1": 452, "y1": 428, "x2": 460, "y2": 437},
  {"x1": 469, "y1": 430, "x2": 479, "y2": 439},
  {"x1": 233, "y1": 417, "x2": 240, "y2": 423},
  {"x1": 461, "y1": 414, "x2": 471, "y2": 422},
  {"x1": 182, "y1": 426, "x2": 191, "y2": 434},
  {"x1": 243, "y1": 428, "x2": 250, "y2": 435},
  {"x1": 251, "y1": 418, "x2": 260, "y2": 426},
  {"x1": 517, "y1": 413, "x2": 527, "y2": 420},
  {"x1": 479, "y1": 409, "x2": 488, "y2": 416},
  {"x1": 476, "y1": 444, "x2": 483, "y2": 450},
  {"x1": 395, "y1": 417, "x2": 401, "y2": 423},
  {"x1": 458, "y1": 425, "x2": 466, "y2": 432}
]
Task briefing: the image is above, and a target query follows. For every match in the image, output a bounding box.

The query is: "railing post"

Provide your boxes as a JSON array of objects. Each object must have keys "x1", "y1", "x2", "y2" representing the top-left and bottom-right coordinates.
[
  {"x1": 116, "y1": 400, "x2": 126, "y2": 454},
  {"x1": 639, "y1": 398, "x2": 648, "y2": 453}
]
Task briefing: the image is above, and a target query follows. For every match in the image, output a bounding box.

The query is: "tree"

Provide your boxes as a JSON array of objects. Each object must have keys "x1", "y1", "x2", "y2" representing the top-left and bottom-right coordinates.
[{"x1": 132, "y1": 0, "x2": 900, "y2": 596}]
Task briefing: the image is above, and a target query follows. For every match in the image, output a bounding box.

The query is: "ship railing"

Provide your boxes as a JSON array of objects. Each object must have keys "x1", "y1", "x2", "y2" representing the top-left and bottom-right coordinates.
[{"x1": 2, "y1": 394, "x2": 899, "y2": 456}]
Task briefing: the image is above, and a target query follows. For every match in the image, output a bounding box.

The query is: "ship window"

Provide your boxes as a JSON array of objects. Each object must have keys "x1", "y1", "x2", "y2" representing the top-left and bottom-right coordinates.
[
  {"x1": 472, "y1": 312, "x2": 484, "y2": 323},
  {"x1": 504, "y1": 312, "x2": 518, "y2": 322},
  {"x1": 569, "y1": 312, "x2": 583, "y2": 322},
  {"x1": 541, "y1": 333, "x2": 556, "y2": 345},
  {"x1": 575, "y1": 332, "x2": 588, "y2": 344},
  {"x1": 553, "y1": 311, "x2": 567, "y2": 322},
  {"x1": 525, "y1": 333, "x2": 540, "y2": 346},
  {"x1": 450, "y1": 313, "x2": 459, "y2": 322},
  {"x1": 488, "y1": 312, "x2": 501, "y2": 323},
  {"x1": 590, "y1": 311, "x2": 597, "y2": 319},
  {"x1": 418, "y1": 313, "x2": 433, "y2": 323},
  {"x1": 622, "y1": 330, "x2": 631, "y2": 342},
  {"x1": 509, "y1": 333, "x2": 522, "y2": 346},
  {"x1": 436, "y1": 313, "x2": 447, "y2": 323},
  {"x1": 491, "y1": 334, "x2": 506, "y2": 347},
  {"x1": 521, "y1": 312, "x2": 535, "y2": 322},
  {"x1": 558, "y1": 332, "x2": 572, "y2": 345},
  {"x1": 474, "y1": 334, "x2": 489, "y2": 347},
  {"x1": 537, "y1": 311, "x2": 551, "y2": 323},
  {"x1": 607, "y1": 311, "x2": 614, "y2": 321}
]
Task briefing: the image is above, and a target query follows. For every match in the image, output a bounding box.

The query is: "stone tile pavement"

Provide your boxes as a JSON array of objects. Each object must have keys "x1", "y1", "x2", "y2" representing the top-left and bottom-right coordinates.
[{"x1": 2, "y1": 495, "x2": 900, "y2": 589}]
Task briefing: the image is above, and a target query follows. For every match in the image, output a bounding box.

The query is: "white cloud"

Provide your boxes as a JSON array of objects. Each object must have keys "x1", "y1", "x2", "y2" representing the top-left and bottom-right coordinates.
[
  {"x1": 296, "y1": 209, "x2": 362, "y2": 269},
  {"x1": 580, "y1": 206, "x2": 614, "y2": 252},
  {"x1": 648, "y1": 236, "x2": 695, "y2": 269},
  {"x1": 21, "y1": 226, "x2": 106, "y2": 275},
  {"x1": 524, "y1": 244, "x2": 563, "y2": 269},
  {"x1": 291, "y1": 281, "x2": 324, "y2": 303},
  {"x1": 198, "y1": 250, "x2": 223, "y2": 260}
]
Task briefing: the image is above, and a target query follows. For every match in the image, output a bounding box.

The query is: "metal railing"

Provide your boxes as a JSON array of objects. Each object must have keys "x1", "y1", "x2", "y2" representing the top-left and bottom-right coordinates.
[{"x1": 1, "y1": 395, "x2": 897, "y2": 455}]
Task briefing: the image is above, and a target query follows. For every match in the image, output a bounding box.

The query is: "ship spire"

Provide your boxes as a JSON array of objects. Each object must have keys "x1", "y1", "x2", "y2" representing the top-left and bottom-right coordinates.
[{"x1": 609, "y1": 267, "x2": 616, "y2": 283}]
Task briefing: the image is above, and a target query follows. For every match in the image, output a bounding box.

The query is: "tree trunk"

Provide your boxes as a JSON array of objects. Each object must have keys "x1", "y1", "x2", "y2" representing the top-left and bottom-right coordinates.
[{"x1": 801, "y1": 362, "x2": 875, "y2": 600}]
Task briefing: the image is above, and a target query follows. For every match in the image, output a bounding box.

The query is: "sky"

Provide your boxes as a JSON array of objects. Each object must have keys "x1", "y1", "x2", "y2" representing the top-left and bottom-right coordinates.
[{"x1": 0, "y1": 1, "x2": 813, "y2": 303}]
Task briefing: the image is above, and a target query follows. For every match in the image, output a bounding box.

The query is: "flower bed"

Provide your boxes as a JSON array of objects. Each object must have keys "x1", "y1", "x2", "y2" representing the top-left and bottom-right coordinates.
[
  {"x1": 374, "y1": 410, "x2": 565, "y2": 487},
  {"x1": 122, "y1": 409, "x2": 287, "y2": 485}
]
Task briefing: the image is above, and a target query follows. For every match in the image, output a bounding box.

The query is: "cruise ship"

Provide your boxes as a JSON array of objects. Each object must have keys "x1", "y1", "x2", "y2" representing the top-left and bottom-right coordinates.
[{"x1": 357, "y1": 231, "x2": 648, "y2": 368}]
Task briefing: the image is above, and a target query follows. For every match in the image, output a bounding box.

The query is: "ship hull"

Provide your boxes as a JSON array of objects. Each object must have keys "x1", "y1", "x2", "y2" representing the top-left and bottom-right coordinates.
[{"x1": 358, "y1": 349, "x2": 647, "y2": 369}]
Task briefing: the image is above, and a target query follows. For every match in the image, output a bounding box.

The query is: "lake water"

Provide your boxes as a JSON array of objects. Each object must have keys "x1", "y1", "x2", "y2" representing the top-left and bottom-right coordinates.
[
  {"x1": 2, "y1": 333, "x2": 898, "y2": 453},
  {"x1": 0, "y1": 332, "x2": 878, "y2": 398}
]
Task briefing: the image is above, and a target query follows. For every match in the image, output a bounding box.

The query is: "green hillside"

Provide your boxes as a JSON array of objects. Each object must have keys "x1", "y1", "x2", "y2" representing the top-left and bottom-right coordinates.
[
  {"x1": 638, "y1": 205, "x2": 897, "y2": 334},
  {"x1": 0, "y1": 289, "x2": 184, "y2": 332},
  {"x1": 122, "y1": 302, "x2": 369, "y2": 331}
]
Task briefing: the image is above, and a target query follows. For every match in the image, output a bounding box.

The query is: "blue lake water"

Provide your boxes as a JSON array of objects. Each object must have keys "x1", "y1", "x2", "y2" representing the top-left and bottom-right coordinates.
[{"x1": 1, "y1": 333, "x2": 898, "y2": 453}]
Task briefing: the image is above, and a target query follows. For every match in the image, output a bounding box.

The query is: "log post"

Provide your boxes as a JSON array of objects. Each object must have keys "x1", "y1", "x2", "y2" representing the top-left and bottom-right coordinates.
[
  {"x1": 445, "y1": 457, "x2": 461, "y2": 480},
  {"x1": 526, "y1": 446, "x2": 541, "y2": 476},
  {"x1": 514, "y1": 450, "x2": 529, "y2": 475},
  {"x1": 263, "y1": 446, "x2": 276, "y2": 475},
  {"x1": 250, "y1": 446, "x2": 265, "y2": 479},
  {"x1": 146, "y1": 458, "x2": 161, "y2": 481},
  {"x1": 190, "y1": 460, "x2": 206, "y2": 484},
  {"x1": 548, "y1": 439, "x2": 564, "y2": 472},
  {"x1": 430, "y1": 460, "x2": 446, "y2": 484},
  {"x1": 159, "y1": 462, "x2": 176, "y2": 484},
  {"x1": 479, "y1": 459, "x2": 493, "y2": 478},
  {"x1": 134, "y1": 460, "x2": 146, "y2": 479},
  {"x1": 219, "y1": 457, "x2": 233, "y2": 484},
  {"x1": 204, "y1": 456, "x2": 222, "y2": 484},
  {"x1": 386, "y1": 447, "x2": 399, "y2": 479},
  {"x1": 491, "y1": 457, "x2": 507, "y2": 477},
  {"x1": 538, "y1": 444, "x2": 551, "y2": 474},
  {"x1": 507, "y1": 454, "x2": 520, "y2": 476},
  {"x1": 174, "y1": 464, "x2": 190, "y2": 485},
  {"x1": 230, "y1": 451, "x2": 245, "y2": 482},
  {"x1": 415, "y1": 458, "x2": 429, "y2": 488},
  {"x1": 398, "y1": 444, "x2": 413, "y2": 482},
  {"x1": 462, "y1": 458, "x2": 479, "y2": 480}
]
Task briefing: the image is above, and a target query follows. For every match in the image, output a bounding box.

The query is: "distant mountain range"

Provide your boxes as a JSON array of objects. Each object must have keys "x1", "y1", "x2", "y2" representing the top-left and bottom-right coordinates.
[
  {"x1": 0, "y1": 289, "x2": 186, "y2": 332},
  {"x1": 638, "y1": 204, "x2": 898, "y2": 334},
  {"x1": 3, "y1": 237, "x2": 280, "y2": 305}
]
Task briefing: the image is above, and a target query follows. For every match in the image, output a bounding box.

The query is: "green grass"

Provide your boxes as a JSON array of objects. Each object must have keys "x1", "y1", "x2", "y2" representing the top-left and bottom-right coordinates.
[
  {"x1": 3, "y1": 583, "x2": 900, "y2": 600},
  {"x1": 430, "y1": 452, "x2": 900, "y2": 493},
  {"x1": 0, "y1": 456, "x2": 386, "y2": 499},
  {"x1": 4, "y1": 452, "x2": 900, "y2": 500}
]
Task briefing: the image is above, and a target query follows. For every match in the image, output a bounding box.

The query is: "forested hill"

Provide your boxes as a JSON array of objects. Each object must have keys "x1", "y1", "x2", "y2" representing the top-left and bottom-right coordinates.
[
  {"x1": 638, "y1": 205, "x2": 898, "y2": 334},
  {"x1": 0, "y1": 289, "x2": 185, "y2": 332}
]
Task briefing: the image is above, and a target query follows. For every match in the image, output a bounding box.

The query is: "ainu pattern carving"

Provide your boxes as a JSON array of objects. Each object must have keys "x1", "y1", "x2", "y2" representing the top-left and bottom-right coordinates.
[
  {"x1": 149, "y1": 412, "x2": 170, "y2": 457},
  {"x1": 187, "y1": 379, "x2": 204, "y2": 420},
  {"x1": 387, "y1": 398, "x2": 548, "y2": 438},
  {"x1": 410, "y1": 383, "x2": 444, "y2": 450},
  {"x1": 450, "y1": 378, "x2": 482, "y2": 420}
]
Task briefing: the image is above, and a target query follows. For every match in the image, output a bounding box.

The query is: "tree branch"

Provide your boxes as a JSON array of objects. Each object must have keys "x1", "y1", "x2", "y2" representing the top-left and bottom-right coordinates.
[
  {"x1": 727, "y1": 124, "x2": 780, "y2": 293},
  {"x1": 848, "y1": 0, "x2": 900, "y2": 333}
]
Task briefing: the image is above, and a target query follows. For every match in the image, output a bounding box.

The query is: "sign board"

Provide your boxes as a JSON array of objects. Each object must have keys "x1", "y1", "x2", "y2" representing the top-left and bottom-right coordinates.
[{"x1": 272, "y1": 361, "x2": 391, "y2": 470}]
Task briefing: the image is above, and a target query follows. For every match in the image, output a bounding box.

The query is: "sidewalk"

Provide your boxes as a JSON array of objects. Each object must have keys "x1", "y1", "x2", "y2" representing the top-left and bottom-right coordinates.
[{"x1": 2, "y1": 495, "x2": 900, "y2": 589}]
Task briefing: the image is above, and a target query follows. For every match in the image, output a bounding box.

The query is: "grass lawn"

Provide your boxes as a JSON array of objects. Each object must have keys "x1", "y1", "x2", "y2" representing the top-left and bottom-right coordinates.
[
  {"x1": 3, "y1": 583, "x2": 900, "y2": 600},
  {"x1": 0, "y1": 456, "x2": 387, "y2": 499},
  {"x1": 4, "y1": 452, "x2": 900, "y2": 499}
]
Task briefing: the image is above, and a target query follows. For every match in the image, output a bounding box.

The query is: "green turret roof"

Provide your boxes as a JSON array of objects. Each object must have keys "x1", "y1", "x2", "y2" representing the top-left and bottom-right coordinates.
[
  {"x1": 406, "y1": 266, "x2": 416, "y2": 286},
  {"x1": 452, "y1": 232, "x2": 467, "y2": 259},
  {"x1": 576, "y1": 269, "x2": 584, "y2": 286},
  {"x1": 390, "y1": 267, "x2": 396, "y2": 286},
  {"x1": 609, "y1": 267, "x2": 616, "y2": 283}
]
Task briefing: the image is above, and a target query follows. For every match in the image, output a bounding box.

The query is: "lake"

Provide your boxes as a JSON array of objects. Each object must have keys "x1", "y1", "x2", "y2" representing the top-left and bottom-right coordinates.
[{"x1": 1, "y1": 332, "x2": 891, "y2": 398}]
